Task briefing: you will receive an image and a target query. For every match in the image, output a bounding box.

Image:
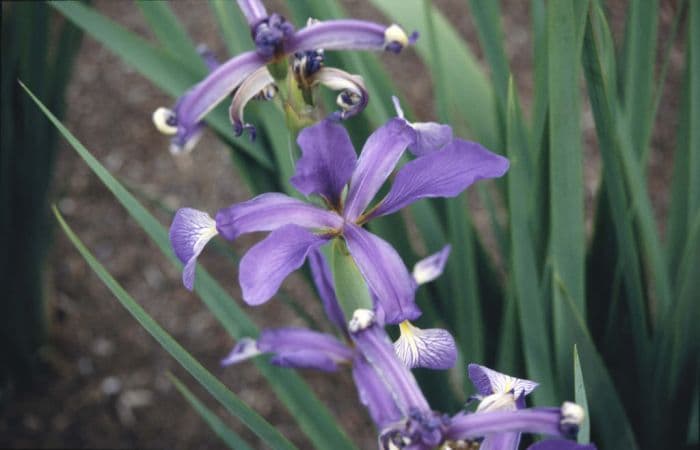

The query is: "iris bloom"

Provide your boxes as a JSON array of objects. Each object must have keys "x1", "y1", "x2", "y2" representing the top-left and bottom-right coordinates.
[
  {"x1": 170, "y1": 117, "x2": 508, "y2": 326},
  {"x1": 152, "y1": 0, "x2": 416, "y2": 152}
]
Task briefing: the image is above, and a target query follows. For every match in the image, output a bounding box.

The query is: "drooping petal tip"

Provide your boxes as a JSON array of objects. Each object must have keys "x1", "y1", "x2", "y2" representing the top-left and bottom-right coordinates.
[
  {"x1": 384, "y1": 24, "x2": 412, "y2": 53},
  {"x1": 412, "y1": 245, "x2": 451, "y2": 285},
  {"x1": 221, "y1": 337, "x2": 261, "y2": 366},
  {"x1": 468, "y1": 363, "x2": 539, "y2": 400},
  {"x1": 394, "y1": 321, "x2": 457, "y2": 370},
  {"x1": 169, "y1": 208, "x2": 218, "y2": 290}
]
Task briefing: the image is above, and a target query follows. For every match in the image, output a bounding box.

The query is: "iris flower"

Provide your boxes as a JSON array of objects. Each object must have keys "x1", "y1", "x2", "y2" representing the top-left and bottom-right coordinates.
[
  {"x1": 152, "y1": 0, "x2": 416, "y2": 152},
  {"x1": 169, "y1": 116, "x2": 508, "y2": 328}
]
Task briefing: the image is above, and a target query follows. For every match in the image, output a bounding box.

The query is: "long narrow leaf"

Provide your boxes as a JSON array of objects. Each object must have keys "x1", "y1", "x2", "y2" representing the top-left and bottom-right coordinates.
[
  {"x1": 22, "y1": 81, "x2": 359, "y2": 450},
  {"x1": 573, "y1": 346, "x2": 590, "y2": 444}
]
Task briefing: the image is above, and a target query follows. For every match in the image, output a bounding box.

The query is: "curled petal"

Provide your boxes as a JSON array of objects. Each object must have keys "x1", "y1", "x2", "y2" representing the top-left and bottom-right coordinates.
[
  {"x1": 343, "y1": 224, "x2": 420, "y2": 324},
  {"x1": 391, "y1": 96, "x2": 452, "y2": 155},
  {"x1": 344, "y1": 118, "x2": 415, "y2": 221},
  {"x1": 239, "y1": 224, "x2": 328, "y2": 305},
  {"x1": 370, "y1": 139, "x2": 510, "y2": 219},
  {"x1": 468, "y1": 363, "x2": 539, "y2": 401},
  {"x1": 445, "y1": 405, "x2": 583, "y2": 441},
  {"x1": 291, "y1": 118, "x2": 357, "y2": 205},
  {"x1": 393, "y1": 321, "x2": 457, "y2": 370},
  {"x1": 169, "y1": 208, "x2": 218, "y2": 290},
  {"x1": 308, "y1": 249, "x2": 346, "y2": 331},
  {"x1": 159, "y1": 51, "x2": 267, "y2": 152},
  {"x1": 236, "y1": 0, "x2": 268, "y2": 27},
  {"x1": 221, "y1": 337, "x2": 261, "y2": 366},
  {"x1": 287, "y1": 20, "x2": 412, "y2": 54},
  {"x1": 311, "y1": 67, "x2": 368, "y2": 120},
  {"x1": 412, "y1": 245, "x2": 451, "y2": 285},
  {"x1": 215, "y1": 193, "x2": 343, "y2": 241},
  {"x1": 229, "y1": 65, "x2": 276, "y2": 139}
]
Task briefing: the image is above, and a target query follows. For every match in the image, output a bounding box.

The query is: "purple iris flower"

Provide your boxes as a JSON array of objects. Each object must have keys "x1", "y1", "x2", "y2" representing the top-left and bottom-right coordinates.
[
  {"x1": 169, "y1": 117, "x2": 508, "y2": 328},
  {"x1": 152, "y1": 0, "x2": 417, "y2": 152}
]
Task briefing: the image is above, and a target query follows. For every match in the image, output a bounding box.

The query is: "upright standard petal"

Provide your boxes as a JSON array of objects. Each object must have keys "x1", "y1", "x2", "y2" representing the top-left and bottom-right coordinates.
[
  {"x1": 290, "y1": 119, "x2": 357, "y2": 205},
  {"x1": 215, "y1": 193, "x2": 343, "y2": 241},
  {"x1": 236, "y1": 0, "x2": 268, "y2": 27},
  {"x1": 343, "y1": 118, "x2": 415, "y2": 221},
  {"x1": 371, "y1": 139, "x2": 510, "y2": 218},
  {"x1": 468, "y1": 364, "x2": 539, "y2": 401},
  {"x1": 222, "y1": 328, "x2": 353, "y2": 372},
  {"x1": 159, "y1": 51, "x2": 267, "y2": 152},
  {"x1": 169, "y1": 208, "x2": 218, "y2": 290},
  {"x1": 239, "y1": 224, "x2": 328, "y2": 305},
  {"x1": 286, "y1": 20, "x2": 411, "y2": 54},
  {"x1": 412, "y1": 245, "x2": 451, "y2": 285},
  {"x1": 393, "y1": 321, "x2": 457, "y2": 370},
  {"x1": 343, "y1": 224, "x2": 420, "y2": 324},
  {"x1": 308, "y1": 249, "x2": 346, "y2": 331}
]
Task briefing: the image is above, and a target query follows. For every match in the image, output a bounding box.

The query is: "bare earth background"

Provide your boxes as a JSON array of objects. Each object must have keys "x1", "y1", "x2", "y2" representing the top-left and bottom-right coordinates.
[{"x1": 1, "y1": 0, "x2": 684, "y2": 449}]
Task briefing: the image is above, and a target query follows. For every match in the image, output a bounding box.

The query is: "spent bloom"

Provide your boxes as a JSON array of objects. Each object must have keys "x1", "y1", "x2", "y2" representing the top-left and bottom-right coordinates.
[{"x1": 152, "y1": 0, "x2": 416, "y2": 153}]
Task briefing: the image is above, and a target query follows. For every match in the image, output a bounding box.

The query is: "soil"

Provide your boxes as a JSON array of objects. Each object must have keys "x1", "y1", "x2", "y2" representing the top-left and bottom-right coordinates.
[{"x1": 0, "y1": 1, "x2": 685, "y2": 449}]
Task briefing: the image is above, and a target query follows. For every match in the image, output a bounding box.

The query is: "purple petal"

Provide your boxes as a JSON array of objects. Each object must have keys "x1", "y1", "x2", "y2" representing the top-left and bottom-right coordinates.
[
  {"x1": 391, "y1": 96, "x2": 452, "y2": 156},
  {"x1": 308, "y1": 249, "x2": 346, "y2": 331},
  {"x1": 343, "y1": 224, "x2": 420, "y2": 324},
  {"x1": 221, "y1": 337, "x2": 261, "y2": 366},
  {"x1": 371, "y1": 139, "x2": 510, "y2": 219},
  {"x1": 468, "y1": 364, "x2": 539, "y2": 400},
  {"x1": 350, "y1": 314, "x2": 430, "y2": 414},
  {"x1": 393, "y1": 322, "x2": 457, "y2": 370},
  {"x1": 286, "y1": 20, "x2": 410, "y2": 54},
  {"x1": 291, "y1": 119, "x2": 357, "y2": 205},
  {"x1": 236, "y1": 0, "x2": 267, "y2": 26},
  {"x1": 311, "y1": 67, "x2": 369, "y2": 120},
  {"x1": 528, "y1": 439, "x2": 597, "y2": 450},
  {"x1": 169, "y1": 208, "x2": 218, "y2": 290},
  {"x1": 343, "y1": 118, "x2": 415, "y2": 221},
  {"x1": 215, "y1": 193, "x2": 343, "y2": 241},
  {"x1": 481, "y1": 433, "x2": 521, "y2": 450},
  {"x1": 352, "y1": 354, "x2": 403, "y2": 428},
  {"x1": 412, "y1": 245, "x2": 451, "y2": 285},
  {"x1": 445, "y1": 408, "x2": 572, "y2": 441},
  {"x1": 196, "y1": 44, "x2": 221, "y2": 71},
  {"x1": 239, "y1": 224, "x2": 328, "y2": 305},
  {"x1": 222, "y1": 328, "x2": 353, "y2": 372},
  {"x1": 164, "y1": 51, "x2": 267, "y2": 152},
  {"x1": 229, "y1": 65, "x2": 275, "y2": 139}
]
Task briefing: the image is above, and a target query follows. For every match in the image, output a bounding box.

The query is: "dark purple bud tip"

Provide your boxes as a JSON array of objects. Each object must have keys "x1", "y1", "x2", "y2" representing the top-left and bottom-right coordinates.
[
  {"x1": 408, "y1": 31, "x2": 419, "y2": 45},
  {"x1": 253, "y1": 13, "x2": 295, "y2": 57},
  {"x1": 384, "y1": 42, "x2": 403, "y2": 54},
  {"x1": 233, "y1": 121, "x2": 257, "y2": 141}
]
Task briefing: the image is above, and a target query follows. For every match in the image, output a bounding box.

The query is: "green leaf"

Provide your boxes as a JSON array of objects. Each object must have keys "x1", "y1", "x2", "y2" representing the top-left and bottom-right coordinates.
[
  {"x1": 53, "y1": 207, "x2": 297, "y2": 450},
  {"x1": 22, "y1": 81, "x2": 358, "y2": 450},
  {"x1": 49, "y1": 1, "x2": 273, "y2": 170},
  {"x1": 135, "y1": 0, "x2": 206, "y2": 73},
  {"x1": 505, "y1": 77, "x2": 555, "y2": 405},
  {"x1": 573, "y1": 345, "x2": 590, "y2": 444},
  {"x1": 328, "y1": 239, "x2": 373, "y2": 320},
  {"x1": 547, "y1": 0, "x2": 586, "y2": 389},
  {"x1": 168, "y1": 373, "x2": 255, "y2": 450}
]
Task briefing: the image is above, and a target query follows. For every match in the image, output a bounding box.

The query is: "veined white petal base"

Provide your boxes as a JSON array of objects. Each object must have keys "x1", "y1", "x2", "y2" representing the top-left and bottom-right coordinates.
[{"x1": 393, "y1": 321, "x2": 456, "y2": 370}]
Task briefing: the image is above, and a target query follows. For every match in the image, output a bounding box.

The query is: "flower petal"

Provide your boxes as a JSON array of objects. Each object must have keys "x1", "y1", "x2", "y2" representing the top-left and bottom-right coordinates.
[
  {"x1": 343, "y1": 118, "x2": 415, "y2": 221},
  {"x1": 371, "y1": 139, "x2": 510, "y2": 218},
  {"x1": 229, "y1": 65, "x2": 276, "y2": 139},
  {"x1": 308, "y1": 249, "x2": 346, "y2": 331},
  {"x1": 412, "y1": 245, "x2": 451, "y2": 285},
  {"x1": 286, "y1": 20, "x2": 411, "y2": 53},
  {"x1": 343, "y1": 224, "x2": 420, "y2": 324},
  {"x1": 468, "y1": 363, "x2": 539, "y2": 400},
  {"x1": 169, "y1": 208, "x2": 218, "y2": 290},
  {"x1": 352, "y1": 354, "x2": 403, "y2": 428},
  {"x1": 215, "y1": 193, "x2": 343, "y2": 241},
  {"x1": 311, "y1": 67, "x2": 369, "y2": 120},
  {"x1": 239, "y1": 224, "x2": 328, "y2": 305},
  {"x1": 480, "y1": 433, "x2": 521, "y2": 450},
  {"x1": 391, "y1": 96, "x2": 452, "y2": 155},
  {"x1": 290, "y1": 119, "x2": 357, "y2": 205},
  {"x1": 236, "y1": 0, "x2": 268, "y2": 26},
  {"x1": 160, "y1": 51, "x2": 267, "y2": 152},
  {"x1": 222, "y1": 328, "x2": 352, "y2": 372},
  {"x1": 393, "y1": 321, "x2": 457, "y2": 370}
]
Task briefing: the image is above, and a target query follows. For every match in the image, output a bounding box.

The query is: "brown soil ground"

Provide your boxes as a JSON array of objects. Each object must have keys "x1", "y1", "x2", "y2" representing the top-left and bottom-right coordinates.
[{"x1": 0, "y1": 0, "x2": 685, "y2": 449}]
